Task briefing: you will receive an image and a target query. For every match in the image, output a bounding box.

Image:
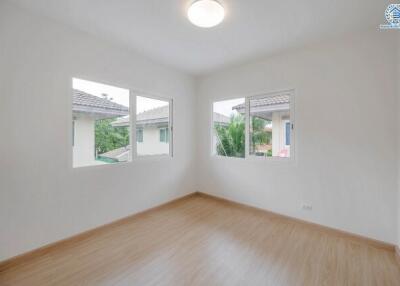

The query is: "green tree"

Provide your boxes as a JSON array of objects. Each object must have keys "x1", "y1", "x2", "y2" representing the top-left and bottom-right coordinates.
[
  {"x1": 215, "y1": 115, "x2": 272, "y2": 157},
  {"x1": 95, "y1": 118, "x2": 129, "y2": 155},
  {"x1": 250, "y1": 117, "x2": 271, "y2": 153},
  {"x1": 215, "y1": 114, "x2": 245, "y2": 158}
]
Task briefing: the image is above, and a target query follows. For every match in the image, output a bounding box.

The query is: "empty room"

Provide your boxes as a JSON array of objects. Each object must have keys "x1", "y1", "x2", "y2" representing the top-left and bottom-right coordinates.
[{"x1": 1, "y1": 0, "x2": 400, "y2": 285}]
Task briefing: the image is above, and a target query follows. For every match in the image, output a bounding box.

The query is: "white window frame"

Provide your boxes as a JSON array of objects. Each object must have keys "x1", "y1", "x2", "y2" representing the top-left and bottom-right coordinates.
[
  {"x1": 210, "y1": 96, "x2": 246, "y2": 159},
  {"x1": 69, "y1": 77, "x2": 173, "y2": 170},
  {"x1": 70, "y1": 77, "x2": 134, "y2": 169},
  {"x1": 211, "y1": 89, "x2": 295, "y2": 162},
  {"x1": 133, "y1": 92, "x2": 173, "y2": 160}
]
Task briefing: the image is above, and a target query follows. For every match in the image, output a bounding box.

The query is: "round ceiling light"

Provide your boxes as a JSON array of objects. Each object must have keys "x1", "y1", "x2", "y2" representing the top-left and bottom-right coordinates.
[{"x1": 188, "y1": 0, "x2": 225, "y2": 28}]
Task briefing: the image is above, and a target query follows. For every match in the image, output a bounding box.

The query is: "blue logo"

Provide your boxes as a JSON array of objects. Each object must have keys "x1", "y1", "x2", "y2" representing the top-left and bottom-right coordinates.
[{"x1": 380, "y1": 4, "x2": 400, "y2": 29}]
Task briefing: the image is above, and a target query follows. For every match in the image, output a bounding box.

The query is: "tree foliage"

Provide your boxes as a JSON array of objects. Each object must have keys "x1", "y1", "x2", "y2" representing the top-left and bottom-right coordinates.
[
  {"x1": 215, "y1": 114, "x2": 245, "y2": 158},
  {"x1": 214, "y1": 115, "x2": 271, "y2": 157},
  {"x1": 95, "y1": 118, "x2": 129, "y2": 155},
  {"x1": 250, "y1": 117, "x2": 271, "y2": 152}
]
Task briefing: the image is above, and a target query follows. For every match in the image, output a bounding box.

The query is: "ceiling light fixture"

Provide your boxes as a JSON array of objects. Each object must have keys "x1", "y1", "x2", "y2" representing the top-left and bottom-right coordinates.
[{"x1": 188, "y1": 0, "x2": 225, "y2": 28}]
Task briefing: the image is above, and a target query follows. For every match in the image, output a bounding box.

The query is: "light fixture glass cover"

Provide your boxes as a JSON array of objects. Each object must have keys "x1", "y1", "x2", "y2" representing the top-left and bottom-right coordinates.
[{"x1": 188, "y1": 0, "x2": 225, "y2": 28}]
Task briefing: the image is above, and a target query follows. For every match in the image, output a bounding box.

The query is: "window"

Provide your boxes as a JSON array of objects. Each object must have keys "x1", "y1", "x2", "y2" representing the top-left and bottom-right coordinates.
[
  {"x1": 72, "y1": 78, "x2": 131, "y2": 168},
  {"x1": 212, "y1": 90, "x2": 294, "y2": 159},
  {"x1": 212, "y1": 98, "x2": 245, "y2": 158},
  {"x1": 136, "y1": 95, "x2": 172, "y2": 156},
  {"x1": 159, "y1": 128, "x2": 169, "y2": 143},
  {"x1": 136, "y1": 128, "x2": 143, "y2": 143},
  {"x1": 249, "y1": 92, "x2": 292, "y2": 158},
  {"x1": 285, "y1": 121, "x2": 291, "y2": 146}
]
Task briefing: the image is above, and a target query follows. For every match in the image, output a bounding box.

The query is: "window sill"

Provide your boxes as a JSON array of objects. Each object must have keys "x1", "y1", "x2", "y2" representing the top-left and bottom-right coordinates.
[
  {"x1": 134, "y1": 154, "x2": 173, "y2": 162},
  {"x1": 210, "y1": 154, "x2": 295, "y2": 163}
]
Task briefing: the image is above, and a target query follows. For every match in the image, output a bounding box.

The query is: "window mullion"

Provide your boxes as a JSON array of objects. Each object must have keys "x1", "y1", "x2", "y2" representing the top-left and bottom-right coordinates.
[
  {"x1": 245, "y1": 97, "x2": 250, "y2": 158},
  {"x1": 169, "y1": 99, "x2": 173, "y2": 157},
  {"x1": 131, "y1": 91, "x2": 137, "y2": 160}
]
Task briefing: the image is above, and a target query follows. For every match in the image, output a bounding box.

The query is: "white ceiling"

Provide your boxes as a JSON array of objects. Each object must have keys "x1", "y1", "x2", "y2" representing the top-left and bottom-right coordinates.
[{"x1": 10, "y1": 0, "x2": 389, "y2": 75}]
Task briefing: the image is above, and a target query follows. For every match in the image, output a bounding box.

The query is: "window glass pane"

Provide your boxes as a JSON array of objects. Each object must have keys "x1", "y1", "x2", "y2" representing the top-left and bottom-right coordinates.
[
  {"x1": 285, "y1": 122, "x2": 291, "y2": 145},
  {"x1": 136, "y1": 96, "x2": 171, "y2": 156},
  {"x1": 72, "y1": 78, "x2": 130, "y2": 168},
  {"x1": 249, "y1": 93, "x2": 291, "y2": 158},
  {"x1": 136, "y1": 129, "x2": 143, "y2": 143},
  {"x1": 213, "y1": 98, "x2": 245, "y2": 158},
  {"x1": 160, "y1": 128, "x2": 166, "y2": 142},
  {"x1": 159, "y1": 128, "x2": 169, "y2": 143}
]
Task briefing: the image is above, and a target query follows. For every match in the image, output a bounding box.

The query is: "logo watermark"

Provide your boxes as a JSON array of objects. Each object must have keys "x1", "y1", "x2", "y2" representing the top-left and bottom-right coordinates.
[{"x1": 380, "y1": 4, "x2": 400, "y2": 29}]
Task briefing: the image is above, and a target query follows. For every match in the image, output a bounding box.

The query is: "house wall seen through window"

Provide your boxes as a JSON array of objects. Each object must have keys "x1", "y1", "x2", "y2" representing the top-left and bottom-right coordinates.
[{"x1": 136, "y1": 95, "x2": 172, "y2": 156}]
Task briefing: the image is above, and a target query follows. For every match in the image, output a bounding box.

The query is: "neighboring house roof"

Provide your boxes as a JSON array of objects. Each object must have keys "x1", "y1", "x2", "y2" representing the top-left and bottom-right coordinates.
[
  {"x1": 73, "y1": 89, "x2": 129, "y2": 119},
  {"x1": 233, "y1": 94, "x2": 290, "y2": 120},
  {"x1": 213, "y1": 112, "x2": 230, "y2": 126},
  {"x1": 233, "y1": 94, "x2": 290, "y2": 112},
  {"x1": 138, "y1": 105, "x2": 169, "y2": 122},
  {"x1": 112, "y1": 108, "x2": 230, "y2": 128},
  {"x1": 112, "y1": 105, "x2": 170, "y2": 128},
  {"x1": 99, "y1": 145, "x2": 130, "y2": 162}
]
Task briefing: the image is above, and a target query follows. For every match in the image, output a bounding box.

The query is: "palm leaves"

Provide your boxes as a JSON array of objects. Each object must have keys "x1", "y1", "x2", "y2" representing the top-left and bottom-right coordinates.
[
  {"x1": 214, "y1": 115, "x2": 271, "y2": 157},
  {"x1": 215, "y1": 114, "x2": 245, "y2": 158}
]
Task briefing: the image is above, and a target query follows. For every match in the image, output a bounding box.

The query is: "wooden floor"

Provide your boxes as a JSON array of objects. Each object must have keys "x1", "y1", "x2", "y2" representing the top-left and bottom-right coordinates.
[{"x1": 1, "y1": 194, "x2": 399, "y2": 286}]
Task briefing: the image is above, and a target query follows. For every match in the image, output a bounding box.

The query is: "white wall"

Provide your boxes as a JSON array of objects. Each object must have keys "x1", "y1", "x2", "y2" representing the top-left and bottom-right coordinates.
[
  {"x1": 0, "y1": 2, "x2": 196, "y2": 261},
  {"x1": 397, "y1": 35, "x2": 400, "y2": 248},
  {"x1": 138, "y1": 127, "x2": 170, "y2": 156},
  {"x1": 196, "y1": 31, "x2": 398, "y2": 244}
]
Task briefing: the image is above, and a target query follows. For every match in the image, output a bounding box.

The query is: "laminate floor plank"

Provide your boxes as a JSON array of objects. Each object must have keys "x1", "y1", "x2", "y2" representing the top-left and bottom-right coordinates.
[{"x1": 1, "y1": 195, "x2": 399, "y2": 286}]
